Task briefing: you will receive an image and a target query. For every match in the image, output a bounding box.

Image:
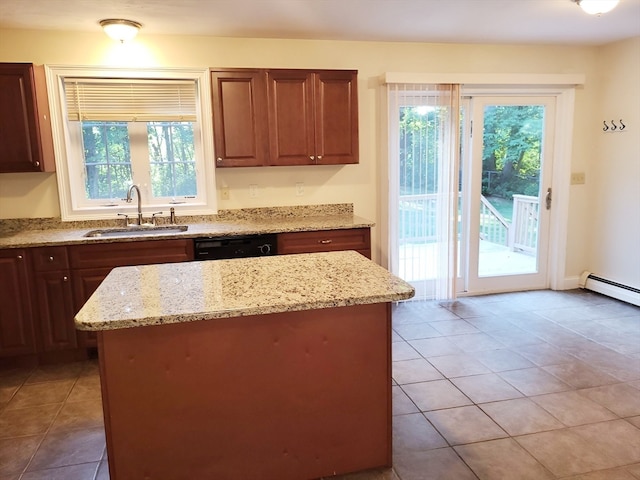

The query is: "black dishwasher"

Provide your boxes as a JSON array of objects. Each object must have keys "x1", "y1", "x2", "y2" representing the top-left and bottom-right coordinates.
[{"x1": 193, "y1": 234, "x2": 277, "y2": 260}]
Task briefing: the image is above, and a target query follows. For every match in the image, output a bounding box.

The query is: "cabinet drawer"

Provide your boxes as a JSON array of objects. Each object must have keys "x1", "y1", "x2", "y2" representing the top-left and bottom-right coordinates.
[
  {"x1": 277, "y1": 228, "x2": 371, "y2": 257},
  {"x1": 70, "y1": 239, "x2": 194, "y2": 269},
  {"x1": 32, "y1": 246, "x2": 69, "y2": 272}
]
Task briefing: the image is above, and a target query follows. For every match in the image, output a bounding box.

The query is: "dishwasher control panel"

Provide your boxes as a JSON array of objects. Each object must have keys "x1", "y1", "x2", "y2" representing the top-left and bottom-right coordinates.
[{"x1": 193, "y1": 234, "x2": 278, "y2": 260}]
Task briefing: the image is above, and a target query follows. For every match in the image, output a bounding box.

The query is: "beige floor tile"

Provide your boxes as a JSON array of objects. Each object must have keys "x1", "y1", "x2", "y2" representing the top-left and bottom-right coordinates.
[
  {"x1": 402, "y1": 380, "x2": 472, "y2": 412},
  {"x1": 515, "y1": 429, "x2": 619, "y2": 477},
  {"x1": 532, "y1": 391, "x2": 618, "y2": 426},
  {"x1": 392, "y1": 386, "x2": 419, "y2": 416},
  {"x1": 578, "y1": 383, "x2": 640, "y2": 417},
  {"x1": 95, "y1": 461, "x2": 110, "y2": 480},
  {"x1": 393, "y1": 447, "x2": 477, "y2": 480},
  {"x1": 393, "y1": 322, "x2": 443, "y2": 341},
  {"x1": 451, "y1": 373, "x2": 523, "y2": 404},
  {"x1": 465, "y1": 315, "x2": 519, "y2": 332},
  {"x1": 429, "y1": 319, "x2": 480, "y2": 336},
  {"x1": 408, "y1": 337, "x2": 463, "y2": 358},
  {"x1": 425, "y1": 405, "x2": 507, "y2": 445},
  {"x1": 570, "y1": 420, "x2": 640, "y2": 465},
  {"x1": 455, "y1": 438, "x2": 554, "y2": 480},
  {"x1": 498, "y1": 367, "x2": 571, "y2": 396},
  {"x1": 427, "y1": 354, "x2": 492, "y2": 378},
  {"x1": 472, "y1": 349, "x2": 535, "y2": 372},
  {"x1": 50, "y1": 398, "x2": 105, "y2": 431},
  {"x1": 0, "y1": 386, "x2": 18, "y2": 404},
  {"x1": 517, "y1": 342, "x2": 577, "y2": 366},
  {"x1": 327, "y1": 467, "x2": 401, "y2": 480},
  {"x1": 25, "y1": 363, "x2": 85, "y2": 385},
  {"x1": 0, "y1": 404, "x2": 61, "y2": 438},
  {"x1": 5, "y1": 380, "x2": 75, "y2": 410},
  {"x1": 543, "y1": 361, "x2": 619, "y2": 388},
  {"x1": 392, "y1": 358, "x2": 443, "y2": 385},
  {"x1": 392, "y1": 413, "x2": 447, "y2": 454},
  {"x1": 67, "y1": 375, "x2": 102, "y2": 403},
  {"x1": 626, "y1": 463, "x2": 640, "y2": 479},
  {"x1": 27, "y1": 427, "x2": 105, "y2": 471},
  {"x1": 391, "y1": 342, "x2": 421, "y2": 361},
  {"x1": 445, "y1": 332, "x2": 505, "y2": 352},
  {"x1": 20, "y1": 462, "x2": 100, "y2": 480},
  {"x1": 0, "y1": 435, "x2": 43, "y2": 477},
  {"x1": 487, "y1": 327, "x2": 544, "y2": 348},
  {"x1": 480, "y1": 398, "x2": 564, "y2": 436},
  {"x1": 562, "y1": 469, "x2": 638, "y2": 480},
  {"x1": 627, "y1": 416, "x2": 640, "y2": 429}
]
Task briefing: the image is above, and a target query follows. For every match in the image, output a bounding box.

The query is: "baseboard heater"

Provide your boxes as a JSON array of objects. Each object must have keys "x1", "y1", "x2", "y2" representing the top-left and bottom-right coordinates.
[{"x1": 579, "y1": 271, "x2": 640, "y2": 307}]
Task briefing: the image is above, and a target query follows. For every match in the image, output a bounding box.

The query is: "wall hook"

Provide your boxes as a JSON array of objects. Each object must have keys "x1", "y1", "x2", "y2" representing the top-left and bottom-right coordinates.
[
  {"x1": 611, "y1": 120, "x2": 618, "y2": 131},
  {"x1": 619, "y1": 119, "x2": 626, "y2": 131},
  {"x1": 603, "y1": 121, "x2": 609, "y2": 131}
]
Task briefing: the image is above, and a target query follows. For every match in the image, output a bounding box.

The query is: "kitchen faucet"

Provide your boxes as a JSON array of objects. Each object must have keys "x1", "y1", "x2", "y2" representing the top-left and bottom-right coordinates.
[{"x1": 126, "y1": 184, "x2": 144, "y2": 225}]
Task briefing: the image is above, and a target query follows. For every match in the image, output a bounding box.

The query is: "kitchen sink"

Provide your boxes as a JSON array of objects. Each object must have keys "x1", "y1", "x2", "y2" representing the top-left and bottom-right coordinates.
[{"x1": 84, "y1": 225, "x2": 189, "y2": 238}]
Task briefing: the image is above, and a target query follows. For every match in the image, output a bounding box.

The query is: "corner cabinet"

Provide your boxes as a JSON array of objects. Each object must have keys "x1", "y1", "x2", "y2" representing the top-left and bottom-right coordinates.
[
  {"x1": 0, "y1": 63, "x2": 55, "y2": 173},
  {"x1": 267, "y1": 70, "x2": 358, "y2": 166},
  {"x1": 211, "y1": 68, "x2": 358, "y2": 167}
]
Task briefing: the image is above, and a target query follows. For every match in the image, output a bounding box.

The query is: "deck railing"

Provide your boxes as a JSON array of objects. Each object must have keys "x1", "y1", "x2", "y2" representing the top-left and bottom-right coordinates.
[{"x1": 398, "y1": 193, "x2": 539, "y2": 252}]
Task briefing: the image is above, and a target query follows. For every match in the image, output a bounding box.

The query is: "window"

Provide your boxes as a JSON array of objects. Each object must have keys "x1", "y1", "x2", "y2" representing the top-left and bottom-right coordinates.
[{"x1": 47, "y1": 67, "x2": 216, "y2": 220}]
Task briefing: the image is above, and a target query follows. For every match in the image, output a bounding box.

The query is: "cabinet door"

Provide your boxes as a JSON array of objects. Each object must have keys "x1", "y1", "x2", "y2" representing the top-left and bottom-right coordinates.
[
  {"x1": 314, "y1": 71, "x2": 359, "y2": 165},
  {"x1": 0, "y1": 250, "x2": 36, "y2": 356},
  {"x1": 34, "y1": 271, "x2": 77, "y2": 351},
  {"x1": 0, "y1": 63, "x2": 54, "y2": 173},
  {"x1": 211, "y1": 70, "x2": 269, "y2": 167},
  {"x1": 267, "y1": 70, "x2": 316, "y2": 166}
]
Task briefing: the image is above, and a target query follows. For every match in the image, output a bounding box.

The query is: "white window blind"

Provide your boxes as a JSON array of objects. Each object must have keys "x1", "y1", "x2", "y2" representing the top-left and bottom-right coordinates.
[{"x1": 63, "y1": 78, "x2": 198, "y2": 122}]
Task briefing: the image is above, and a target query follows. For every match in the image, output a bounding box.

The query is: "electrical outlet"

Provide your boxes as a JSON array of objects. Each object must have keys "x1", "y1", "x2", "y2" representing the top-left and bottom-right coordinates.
[
  {"x1": 295, "y1": 182, "x2": 305, "y2": 196},
  {"x1": 249, "y1": 184, "x2": 259, "y2": 198},
  {"x1": 570, "y1": 172, "x2": 586, "y2": 185},
  {"x1": 221, "y1": 187, "x2": 230, "y2": 200}
]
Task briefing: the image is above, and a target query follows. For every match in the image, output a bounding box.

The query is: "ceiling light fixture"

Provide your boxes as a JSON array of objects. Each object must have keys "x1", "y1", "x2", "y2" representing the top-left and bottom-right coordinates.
[
  {"x1": 572, "y1": 0, "x2": 620, "y2": 15},
  {"x1": 99, "y1": 19, "x2": 142, "y2": 43}
]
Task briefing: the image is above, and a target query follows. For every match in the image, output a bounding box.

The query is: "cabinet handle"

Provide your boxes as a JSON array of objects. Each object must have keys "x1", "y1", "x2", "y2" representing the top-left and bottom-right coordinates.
[
  {"x1": 63, "y1": 276, "x2": 69, "y2": 282},
  {"x1": 309, "y1": 155, "x2": 315, "y2": 161},
  {"x1": 49, "y1": 256, "x2": 55, "y2": 262},
  {"x1": 319, "y1": 239, "x2": 333, "y2": 244},
  {"x1": 17, "y1": 255, "x2": 23, "y2": 260},
  {"x1": 217, "y1": 157, "x2": 223, "y2": 163},
  {"x1": 317, "y1": 155, "x2": 323, "y2": 160},
  {"x1": 34, "y1": 161, "x2": 40, "y2": 167}
]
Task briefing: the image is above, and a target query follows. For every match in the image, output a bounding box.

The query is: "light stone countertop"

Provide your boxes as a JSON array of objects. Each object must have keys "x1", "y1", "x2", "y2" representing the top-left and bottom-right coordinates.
[
  {"x1": 0, "y1": 214, "x2": 373, "y2": 249},
  {"x1": 75, "y1": 250, "x2": 415, "y2": 331}
]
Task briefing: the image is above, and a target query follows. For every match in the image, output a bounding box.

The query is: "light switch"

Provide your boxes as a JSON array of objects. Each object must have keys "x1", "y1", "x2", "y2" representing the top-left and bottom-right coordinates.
[{"x1": 570, "y1": 172, "x2": 586, "y2": 185}]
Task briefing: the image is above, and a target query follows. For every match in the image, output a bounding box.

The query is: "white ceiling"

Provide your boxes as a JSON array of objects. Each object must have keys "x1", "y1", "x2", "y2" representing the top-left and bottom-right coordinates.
[{"x1": 1, "y1": 0, "x2": 639, "y2": 46}]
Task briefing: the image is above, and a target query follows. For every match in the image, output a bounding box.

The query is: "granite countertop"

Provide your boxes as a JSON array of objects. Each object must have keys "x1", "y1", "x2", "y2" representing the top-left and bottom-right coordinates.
[
  {"x1": 0, "y1": 204, "x2": 373, "y2": 249},
  {"x1": 75, "y1": 250, "x2": 415, "y2": 331}
]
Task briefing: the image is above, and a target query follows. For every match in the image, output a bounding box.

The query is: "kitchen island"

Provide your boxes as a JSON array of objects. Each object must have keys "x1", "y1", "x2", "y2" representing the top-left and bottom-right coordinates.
[{"x1": 75, "y1": 250, "x2": 414, "y2": 480}]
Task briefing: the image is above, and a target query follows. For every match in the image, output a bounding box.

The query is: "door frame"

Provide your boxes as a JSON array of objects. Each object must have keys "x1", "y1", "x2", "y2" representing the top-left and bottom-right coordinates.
[{"x1": 458, "y1": 86, "x2": 577, "y2": 294}]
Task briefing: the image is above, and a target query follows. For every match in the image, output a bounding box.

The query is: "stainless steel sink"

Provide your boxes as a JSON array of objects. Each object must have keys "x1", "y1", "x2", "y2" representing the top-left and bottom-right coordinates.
[{"x1": 84, "y1": 225, "x2": 188, "y2": 238}]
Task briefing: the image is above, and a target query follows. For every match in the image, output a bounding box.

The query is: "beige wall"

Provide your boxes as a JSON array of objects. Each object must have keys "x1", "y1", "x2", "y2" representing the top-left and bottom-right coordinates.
[
  {"x1": 0, "y1": 28, "x2": 624, "y2": 286},
  {"x1": 588, "y1": 37, "x2": 640, "y2": 289}
]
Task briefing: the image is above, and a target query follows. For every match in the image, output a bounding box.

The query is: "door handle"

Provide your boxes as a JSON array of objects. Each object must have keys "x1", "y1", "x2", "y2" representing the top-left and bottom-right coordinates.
[{"x1": 545, "y1": 188, "x2": 552, "y2": 210}]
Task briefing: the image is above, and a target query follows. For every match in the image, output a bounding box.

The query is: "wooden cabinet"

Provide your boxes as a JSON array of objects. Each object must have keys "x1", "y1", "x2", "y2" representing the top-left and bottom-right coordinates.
[
  {"x1": 32, "y1": 247, "x2": 77, "y2": 351},
  {"x1": 211, "y1": 68, "x2": 358, "y2": 167},
  {"x1": 267, "y1": 70, "x2": 358, "y2": 166},
  {"x1": 0, "y1": 63, "x2": 55, "y2": 173},
  {"x1": 277, "y1": 228, "x2": 371, "y2": 259},
  {"x1": 211, "y1": 69, "x2": 269, "y2": 167},
  {"x1": 0, "y1": 249, "x2": 36, "y2": 357}
]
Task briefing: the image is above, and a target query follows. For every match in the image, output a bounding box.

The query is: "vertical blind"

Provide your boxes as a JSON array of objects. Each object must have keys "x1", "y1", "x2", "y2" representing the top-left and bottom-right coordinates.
[
  {"x1": 387, "y1": 83, "x2": 461, "y2": 301},
  {"x1": 63, "y1": 78, "x2": 198, "y2": 122}
]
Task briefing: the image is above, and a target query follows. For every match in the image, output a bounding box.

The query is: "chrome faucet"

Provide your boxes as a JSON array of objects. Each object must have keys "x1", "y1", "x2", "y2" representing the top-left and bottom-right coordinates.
[{"x1": 126, "y1": 184, "x2": 144, "y2": 225}]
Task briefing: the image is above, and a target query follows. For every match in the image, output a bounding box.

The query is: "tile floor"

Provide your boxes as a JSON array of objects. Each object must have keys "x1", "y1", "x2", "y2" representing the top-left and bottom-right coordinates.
[{"x1": 0, "y1": 289, "x2": 639, "y2": 479}]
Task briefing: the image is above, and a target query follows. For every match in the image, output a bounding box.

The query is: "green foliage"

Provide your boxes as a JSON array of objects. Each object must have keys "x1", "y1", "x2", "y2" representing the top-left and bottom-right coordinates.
[
  {"x1": 482, "y1": 105, "x2": 543, "y2": 199},
  {"x1": 148, "y1": 122, "x2": 197, "y2": 197}
]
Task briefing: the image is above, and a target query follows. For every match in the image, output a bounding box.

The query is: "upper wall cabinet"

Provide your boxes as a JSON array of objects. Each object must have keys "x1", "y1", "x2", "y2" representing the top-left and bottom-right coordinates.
[
  {"x1": 210, "y1": 68, "x2": 358, "y2": 167},
  {"x1": 267, "y1": 69, "x2": 358, "y2": 166},
  {"x1": 211, "y1": 69, "x2": 269, "y2": 167},
  {"x1": 0, "y1": 63, "x2": 55, "y2": 173}
]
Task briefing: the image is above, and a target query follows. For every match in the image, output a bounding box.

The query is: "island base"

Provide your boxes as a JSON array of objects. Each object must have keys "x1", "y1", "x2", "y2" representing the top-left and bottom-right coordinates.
[{"x1": 97, "y1": 303, "x2": 392, "y2": 480}]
